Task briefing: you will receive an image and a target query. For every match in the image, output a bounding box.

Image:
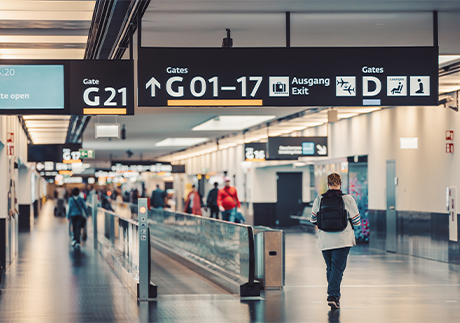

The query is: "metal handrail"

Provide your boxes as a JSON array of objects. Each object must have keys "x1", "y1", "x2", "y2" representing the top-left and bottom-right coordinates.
[
  {"x1": 150, "y1": 208, "x2": 256, "y2": 290},
  {"x1": 102, "y1": 208, "x2": 139, "y2": 226},
  {"x1": 111, "y1": 201, "x2": 138, "y2": 209}
]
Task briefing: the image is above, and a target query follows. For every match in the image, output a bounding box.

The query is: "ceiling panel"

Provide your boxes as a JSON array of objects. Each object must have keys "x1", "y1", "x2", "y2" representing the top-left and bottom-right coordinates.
[
  {"x1": 82, "y1": 106, "x2": 309, "y2": 160},
  {"x1": 3, "y1": 1, "x2": 96, "y2": 143},
  {"x1": 291, "y1": 13, "x2": 433, "y2": 47},
  {"x1": 0, "y1": 0, "x2": 94, "y2": 59},
  {"x1": 148, "y1": 1, "x2": 460, "y2": 13}
]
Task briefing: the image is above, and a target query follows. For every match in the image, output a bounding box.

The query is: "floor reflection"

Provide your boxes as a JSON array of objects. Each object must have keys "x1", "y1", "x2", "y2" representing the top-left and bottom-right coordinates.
[
  {"x1": 328, "y1": 309, "x2": 340, "y2": 323},
  {"x1": 1, "y1": 202, "x2": 460, "y2": 322}
]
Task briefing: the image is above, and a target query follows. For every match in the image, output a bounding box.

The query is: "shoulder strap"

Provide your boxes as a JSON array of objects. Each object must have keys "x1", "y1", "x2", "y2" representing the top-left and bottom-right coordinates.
[
  {"x1": 221, "y1": 188, "x2": 236, "y2": 200},
  {"x1": 73, "y1": 197, "x2": 85, "y2": 216}
]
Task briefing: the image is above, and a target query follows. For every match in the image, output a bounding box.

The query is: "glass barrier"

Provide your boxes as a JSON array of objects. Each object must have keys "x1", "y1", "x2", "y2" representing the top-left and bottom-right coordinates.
[
  {"x1": 95, "y1": 207, "x2": 140, "y2": 275},
  {"x1": 111, "y1": 201, "x2": 138, "y2": 220},
  {"x1": 148, "y1": 208, "x2": 251, "y2": 282}
]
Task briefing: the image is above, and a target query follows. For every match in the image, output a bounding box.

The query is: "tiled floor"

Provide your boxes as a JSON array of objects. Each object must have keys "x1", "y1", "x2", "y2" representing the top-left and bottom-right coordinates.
[{"x1": 1, "y1": 201, "x2": 460, "y2": 322}]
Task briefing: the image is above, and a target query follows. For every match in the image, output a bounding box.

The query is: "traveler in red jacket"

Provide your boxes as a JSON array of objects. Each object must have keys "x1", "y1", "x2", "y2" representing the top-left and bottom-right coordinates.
[
  {"x1": 217, "y1": 177, "x2": 241, "y2": 222},
  {"x1": 184, "y1": 185, "x2": 204, "y2": 216}
]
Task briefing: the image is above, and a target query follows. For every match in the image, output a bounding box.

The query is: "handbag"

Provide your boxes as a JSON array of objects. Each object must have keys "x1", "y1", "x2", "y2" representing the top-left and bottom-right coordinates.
[{"x1": 235, "y1": 211, "x2": 245, "y2": 223}]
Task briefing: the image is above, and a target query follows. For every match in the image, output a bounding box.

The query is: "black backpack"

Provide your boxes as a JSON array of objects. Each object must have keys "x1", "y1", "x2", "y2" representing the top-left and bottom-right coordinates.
[{"x1": 317, "y1": 191, "x2": 348, "y2": 232}]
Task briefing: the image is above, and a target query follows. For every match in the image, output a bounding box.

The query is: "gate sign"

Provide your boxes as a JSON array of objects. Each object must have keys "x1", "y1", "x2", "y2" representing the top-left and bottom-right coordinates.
[
  {"x1": 245, "y1": 142, "x2": 266, "y2": 162},
  {"x1": 0, "y1": 60, "x2": 134, "y2": 115},
  {"x1": 138, "y1": 47, "x2": 438, "y2": 107},
  {"x1": 267, "y1": 136, "x2": 328, "y2": 160},
  {"x1": 69, "y1": 60, "x2": 134, "y2": 115}
]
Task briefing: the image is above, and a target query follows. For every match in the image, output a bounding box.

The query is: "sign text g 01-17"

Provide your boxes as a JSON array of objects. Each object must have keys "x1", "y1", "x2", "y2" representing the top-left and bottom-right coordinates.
[{"x1": 137, "y1": 47, "x2": 438, "y2": 107}]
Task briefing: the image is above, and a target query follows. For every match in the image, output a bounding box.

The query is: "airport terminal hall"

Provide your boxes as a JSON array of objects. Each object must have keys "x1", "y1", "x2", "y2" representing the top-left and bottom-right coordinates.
[{"x1": 2, "y1": 1, "x2": 460, "y2": 322}]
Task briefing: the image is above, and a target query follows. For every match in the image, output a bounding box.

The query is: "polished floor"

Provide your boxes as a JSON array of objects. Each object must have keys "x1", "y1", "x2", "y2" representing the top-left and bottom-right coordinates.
[{"x1": 1, "y1": 202, "x2": 460, "y2": 322}]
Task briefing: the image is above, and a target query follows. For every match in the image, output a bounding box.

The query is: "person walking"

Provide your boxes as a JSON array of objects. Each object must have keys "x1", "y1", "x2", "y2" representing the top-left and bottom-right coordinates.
[
  {"x1": 67, "y1": 188, "x2": 89, "y2": 248},
  {"x1": 206, "y1": 182, "x2": 220, "y2": 219},
  {"x1": 150, "y1": 184, "x2": 166, "y2": 209},
  {"x1": 217, "y1": 177, "x2": 241, "y2": 222},
  {"x1": 310, "y1": 173, "x2": 361, "y2": 310},
  {"x1": 184, "y1": 185, "x2": 205, "y2": 216},
  {"x1": 55, "y1": 186, "x2": 66, "y2": 217}
]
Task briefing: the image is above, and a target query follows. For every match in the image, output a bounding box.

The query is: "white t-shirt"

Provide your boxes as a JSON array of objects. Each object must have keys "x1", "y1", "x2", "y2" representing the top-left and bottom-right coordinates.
[
  {"x1": 310, "y1": 192, "x2": 360, "y2": 251},
  {"x1": 56, "y1": 187, "x2": 66, "y2": 199}
]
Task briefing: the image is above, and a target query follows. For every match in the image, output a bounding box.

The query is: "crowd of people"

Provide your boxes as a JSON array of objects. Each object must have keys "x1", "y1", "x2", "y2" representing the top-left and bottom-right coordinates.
[
  {"x1": 182, "y1": 176, "x2": 245, "y2": 223},
  {"x1": 56, "y1": 177, "x2": 245, "y2": 249}
]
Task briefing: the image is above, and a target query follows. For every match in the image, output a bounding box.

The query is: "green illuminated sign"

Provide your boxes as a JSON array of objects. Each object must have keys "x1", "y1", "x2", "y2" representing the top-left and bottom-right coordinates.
[{"x1": 79, "y1": 149, "x2": 95, "y2": 159}]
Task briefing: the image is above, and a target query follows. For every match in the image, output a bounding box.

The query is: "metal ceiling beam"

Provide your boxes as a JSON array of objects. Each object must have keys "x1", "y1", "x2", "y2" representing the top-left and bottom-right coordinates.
[{"x1": 66, "y1": 0, "x2": 151, "y2": 144}]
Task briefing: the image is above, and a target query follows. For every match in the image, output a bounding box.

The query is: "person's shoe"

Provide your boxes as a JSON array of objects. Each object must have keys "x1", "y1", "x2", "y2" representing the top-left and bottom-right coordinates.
[
  {"x1": 75, "y1": 243, "x2": 80, "y2": 248},
  {"x1": 71, "y1": 240, "x2": 77, "y2": 246},
  {"x1": 327, "y1": 297, "x2": 340, "y2": 309}
]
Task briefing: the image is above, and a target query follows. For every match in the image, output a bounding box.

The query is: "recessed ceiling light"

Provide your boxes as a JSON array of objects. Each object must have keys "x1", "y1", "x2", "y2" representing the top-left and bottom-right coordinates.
[
  {"x1": 155, "y1": 138, "x2": 209, "y2": 147},
  {"x1": 192, "y1": 115, "x2": 276, "y2": 131}
]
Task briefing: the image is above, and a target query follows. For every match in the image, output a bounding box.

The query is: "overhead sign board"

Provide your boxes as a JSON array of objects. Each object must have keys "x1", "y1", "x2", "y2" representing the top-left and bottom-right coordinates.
[
  {"x1": 0, "y1": 65, "x2": 64, "y2": 109},
  {"x1": 267, "y1": 136, "x2": 328, "y2": 160},
  {"x1": 138, "y1": 47, "x2": 438, "y2": 107},
  {"x1": 244, "y1": 142, "x2": 267, "y2": 162},
  {"x1": 0, "y1": 61, "x2": 69, "y2": 114},
  {"x1": 28, "y1": 144, "x2": 82, "y2": 162},
  {"x1": 0, "y1": 60, "x2": 134, "y2": 115},
  {"x1": 111, "y1": 161, "x2": 186, "y2": 173},
  {"x1": 69, "y1": 60, "x2": 134, "y2": 115}
]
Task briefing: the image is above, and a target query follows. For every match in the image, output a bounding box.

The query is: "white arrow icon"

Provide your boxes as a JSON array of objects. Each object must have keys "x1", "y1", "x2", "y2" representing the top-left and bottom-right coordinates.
[
  {"x1": 146, "y1": 77, "x2": 161, "y2": 97},
  {"x1": 36, "y1": 163, "x2": 44, "y2": 171},
  {"x1": 317, "y1": 145, "x2": 327, "y2": 155}
]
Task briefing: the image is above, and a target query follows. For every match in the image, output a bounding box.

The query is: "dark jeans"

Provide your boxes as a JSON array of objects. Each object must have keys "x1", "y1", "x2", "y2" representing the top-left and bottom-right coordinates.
[
  {"x1": 71, "y1": 215, "x2": 83, "y2": 243},
  {"x1": 221, "y1": 207, "x2": 236, "y2": 222},
  {"x1": 209, "y1": 206, "x2": 219, "y2": 219},
  {"x1": 322, "y1": 247, "x2": 351, "y2": 299}
]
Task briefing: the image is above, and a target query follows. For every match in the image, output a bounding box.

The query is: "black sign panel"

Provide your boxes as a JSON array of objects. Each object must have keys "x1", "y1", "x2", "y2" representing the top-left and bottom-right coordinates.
[
  {"x1": 111, "y1": 161, "x2": 185, "y2": 173},
  {"x1": 69, "y1": 60, "x2": 134, "y2": 115},
  {"x1": 267, "y1": 137, "x2": 328, "y2": 160},
  {"x1": 0, "y1": 59, "x2": 134, "y2": 115},
  {"x1": 244, "y1": 142, "x2": 267, "y2": 162},
  {"x1": 138, "y1": 47, "x2": 438, "y2": 107},
  {"x1": 28, "y1": 144, "x2": 82, "y2": 162}
]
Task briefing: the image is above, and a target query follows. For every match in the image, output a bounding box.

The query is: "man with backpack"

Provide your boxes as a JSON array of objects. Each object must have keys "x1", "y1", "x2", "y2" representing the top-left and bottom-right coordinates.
[
  {"x1": 310, "y1": 173, "x2": 361, "y2": 310},
  {"x1": 67, "y1": 188, "x2": 89, "y2": 248}
]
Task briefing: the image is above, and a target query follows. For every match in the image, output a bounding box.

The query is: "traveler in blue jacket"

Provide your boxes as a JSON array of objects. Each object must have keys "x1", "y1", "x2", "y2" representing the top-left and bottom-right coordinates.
[
  {"x1": 310, "y1": 173, "x2": 361, "y2": 310},
  {"x1": 67, "y1": 187, "x2": 88, "y2": 248}
]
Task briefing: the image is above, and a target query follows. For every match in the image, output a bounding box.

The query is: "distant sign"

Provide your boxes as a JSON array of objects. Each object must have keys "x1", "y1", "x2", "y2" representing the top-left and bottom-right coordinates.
[
  {"x1": 244, "y1": 142, "x2": 266, "y2": 162},
  {"x1": 79, "y1": 149, "x2": 95, "y2": 159},
  {"x1": 110, "y1": 161, "x2": 185, "y2": 173},
  {"x1": 267, "y1": 137, "x2": 328, "y2": 160},
  {"x1": 138, "y1": 47, "x2": 438, "y2": 107},
  {"x1": 28, "y1": 144, "x2": 81, "y2": 162}
]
